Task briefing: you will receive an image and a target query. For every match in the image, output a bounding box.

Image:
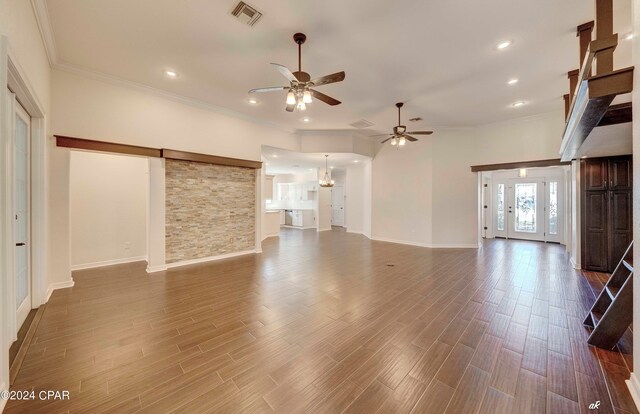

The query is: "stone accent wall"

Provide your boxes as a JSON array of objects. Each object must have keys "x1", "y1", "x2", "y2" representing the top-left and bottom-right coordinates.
[{"x1": 165, "y1": 159, "x2": 256, "y2": 263}]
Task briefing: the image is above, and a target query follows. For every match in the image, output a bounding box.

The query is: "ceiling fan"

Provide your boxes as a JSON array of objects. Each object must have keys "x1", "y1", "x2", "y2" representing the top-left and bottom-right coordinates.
[
  {"x1": 378, "y1": 103, "x2": 433, "y2": 146},
  {"x1": 249, "y1": 33, "x2": 345, "y2": 112}
]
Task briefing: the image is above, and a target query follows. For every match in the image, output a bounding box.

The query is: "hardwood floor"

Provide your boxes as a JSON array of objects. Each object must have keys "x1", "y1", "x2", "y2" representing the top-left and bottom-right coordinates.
[{"x1": 5, "y1": 229, "x2": 638, "y2": 413}]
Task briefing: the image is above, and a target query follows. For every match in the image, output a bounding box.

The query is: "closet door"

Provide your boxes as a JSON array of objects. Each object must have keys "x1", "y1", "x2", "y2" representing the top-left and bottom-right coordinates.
[
  {"x1": 609, "y1": 157, "x2": 632, "y2": 190},
  {"x1": 584, "y1": 159, "x2": 608, "y2": 190},
  {"x1": 609, "y1": 190, "x2": 632, "y2": 270},
  {"x1": 583, "y1": 191, "x2": 609, "y2": 272}
]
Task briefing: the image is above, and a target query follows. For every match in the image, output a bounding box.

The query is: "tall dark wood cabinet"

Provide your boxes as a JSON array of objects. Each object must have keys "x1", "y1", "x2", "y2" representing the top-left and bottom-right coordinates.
[{"x1": 581, "y1": 155, "x2": 633, "y2": 272}]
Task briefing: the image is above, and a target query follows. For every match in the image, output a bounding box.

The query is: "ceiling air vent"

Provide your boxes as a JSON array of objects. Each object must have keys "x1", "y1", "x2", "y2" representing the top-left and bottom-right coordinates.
[
  {"x1": 230, "y1": 1, "x2": 263, "y2": 27},
  {"x1": 350, "y1": 119, "x2": 374, "y2": 129},
  {"x1": 409, "y1": 117, "x2": 423, "y2": 122}
]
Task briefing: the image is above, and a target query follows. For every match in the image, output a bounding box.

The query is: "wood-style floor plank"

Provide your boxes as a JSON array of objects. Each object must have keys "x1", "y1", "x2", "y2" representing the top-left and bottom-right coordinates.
[{"x1": 4, "y1": 231, "x2": 634, "y2": 414}]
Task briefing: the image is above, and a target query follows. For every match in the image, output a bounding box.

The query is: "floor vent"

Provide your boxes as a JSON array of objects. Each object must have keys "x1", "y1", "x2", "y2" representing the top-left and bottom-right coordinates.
[
  {"x1": 350, "y1": 119, "x2": 374, "y2": 129},
  {"x1": 230, "y1": 1, "x2": 263, "y2": 27}
]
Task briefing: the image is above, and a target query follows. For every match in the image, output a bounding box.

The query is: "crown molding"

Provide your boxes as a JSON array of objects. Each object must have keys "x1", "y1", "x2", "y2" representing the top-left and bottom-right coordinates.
[
  {"x1": 54, "y1": 62, "x2": 296, "y2": 134},
  {"x1": 31, "y1": 0, "x2": 58, "y2": 66}
]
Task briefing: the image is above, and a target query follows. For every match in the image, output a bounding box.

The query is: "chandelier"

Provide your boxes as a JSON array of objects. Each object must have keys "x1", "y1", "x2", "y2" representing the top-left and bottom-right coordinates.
[{"x1": 319, "y1": 155, "x2": 334, "y2": 188}]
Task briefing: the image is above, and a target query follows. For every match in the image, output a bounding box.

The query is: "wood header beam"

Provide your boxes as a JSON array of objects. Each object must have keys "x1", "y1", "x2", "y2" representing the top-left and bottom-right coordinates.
[
  {"x1": 55, "y1": 135, "x2": 263, "y2": 169},
  {"x1": 470, "y1": 159, "x2": 571, "y2": 173},
  {"x1": 55, "y1": 135, "x2": 161, "y2": 158},
  {"x1": 161, "y1": 149, "x2": 262, "y2": 169},
  {"x1": 597, "y1": 102, "x2": 632, "y2": 126}
]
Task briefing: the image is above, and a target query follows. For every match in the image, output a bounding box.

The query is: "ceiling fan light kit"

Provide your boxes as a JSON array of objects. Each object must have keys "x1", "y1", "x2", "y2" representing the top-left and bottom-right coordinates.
[
  {"x1": 379, "y1": 102, "x2": 434, "y2": 148},
  {"x1": 249, "y1": 33, "x2": 345, "y2": 112}
]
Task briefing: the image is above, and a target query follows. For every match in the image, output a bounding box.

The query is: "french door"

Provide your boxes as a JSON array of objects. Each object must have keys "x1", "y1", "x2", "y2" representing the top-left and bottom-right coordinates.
[
  {"x1": 494, "y1": 178, "x2": 563, "y2": 243},
  {"x1": 14, "y1": 102, "x2": 31, "y2": 329}
]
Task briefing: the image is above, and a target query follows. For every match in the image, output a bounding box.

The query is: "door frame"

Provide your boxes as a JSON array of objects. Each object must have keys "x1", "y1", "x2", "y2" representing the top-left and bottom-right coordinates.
[
  {"x1": 14, "y1": 102, "x2": 32, "y2": 329},
  {"x1": 486, "y1": 167, "x2": 568, "y2": 245},
  {"x1": 1, "y1": 37, "x2": 48, "y2": 395}
]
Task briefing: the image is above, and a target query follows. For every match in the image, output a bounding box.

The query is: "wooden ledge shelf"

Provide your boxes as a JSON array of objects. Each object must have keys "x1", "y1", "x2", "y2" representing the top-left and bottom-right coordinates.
[{"x1": 55, "y1": 135, "x2": 262, "y2": 169}]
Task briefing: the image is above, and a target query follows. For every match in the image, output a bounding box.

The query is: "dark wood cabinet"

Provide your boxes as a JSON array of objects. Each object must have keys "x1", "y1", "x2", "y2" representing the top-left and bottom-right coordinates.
[{"x1": 581, "y1": 155, "x2": 633, "y2": 272}]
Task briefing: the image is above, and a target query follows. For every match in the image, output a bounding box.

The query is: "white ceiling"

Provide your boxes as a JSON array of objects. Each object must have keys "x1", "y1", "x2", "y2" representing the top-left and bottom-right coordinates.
[
  {"x1": 44, "y1": 0, "x2": 633, "y2": 132},
  {"x1": 263, "y1": 146, "x2": 369, "y2": 175}
]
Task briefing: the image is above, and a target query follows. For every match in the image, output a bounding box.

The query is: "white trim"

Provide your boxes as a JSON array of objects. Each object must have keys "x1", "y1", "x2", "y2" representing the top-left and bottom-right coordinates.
[
  {"x1": 627, "y1": 373, "x2": 640, "y2": 411},
  {"x1": 262, "y1": 232, "x2": 279, "y2": 240},
  {"x1": 570, "y1": 257, "x2": 582, "y2": 270},
  {"x1": 45, "y1": 280, "x2": 75, "y2": 302},
  {"x1": 71, "y1": 256, "x2": 148, "y2": 271},
  {"x1": 30, "y1": 0, "x2": 58, "y2": 67},
  {"x1": 146, "y1": 264, "x2": 168, "y2": 273},
  {"x1": 282, "y1": 225, "x2": 316, "y2": 230},
  {"x1": 317, "y1": 227, "x2": 332, "y2": 232},
  {"x1": 371, "y1": 237, "x2": 479, "y2": 249},
  {"x1": 148, "y1": 249, "x2": 259, "y2": 273}
]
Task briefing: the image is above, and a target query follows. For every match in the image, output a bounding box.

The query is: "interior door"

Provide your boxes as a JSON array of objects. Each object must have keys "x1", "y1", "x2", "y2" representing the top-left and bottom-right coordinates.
[
  {"x1": 14, "y1": 102, "x2": 31, "y2": 329},
  {"x1": 331, "y1": 186, "x2": 345, "y2": 226}
]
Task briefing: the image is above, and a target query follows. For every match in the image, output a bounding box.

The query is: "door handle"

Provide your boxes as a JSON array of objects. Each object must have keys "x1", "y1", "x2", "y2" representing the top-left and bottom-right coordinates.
[{"x1": 16, "y1": 242, "x2": 25, "y2": 247}]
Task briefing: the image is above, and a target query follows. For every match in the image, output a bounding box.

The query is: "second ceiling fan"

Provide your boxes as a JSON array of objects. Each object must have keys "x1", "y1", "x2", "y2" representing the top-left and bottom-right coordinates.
[
  {"x1": 379, "y1": 103, "x2": 433, "y2": 146},
  {"x1": 249, "y1": 33, "x2": 345, "y2": 112}
]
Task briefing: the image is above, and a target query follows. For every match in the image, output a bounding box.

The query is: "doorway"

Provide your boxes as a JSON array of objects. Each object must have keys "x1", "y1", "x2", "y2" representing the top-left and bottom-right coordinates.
[
  {"x1": 14, "y1": 102, "x2": 31, "y2": 330},
  {"x1": 331, "y1": 185, "x2": 345, "y2": 227},
  {"x1": 493, "y1": 176, "x2": 564, "y2": 243}
]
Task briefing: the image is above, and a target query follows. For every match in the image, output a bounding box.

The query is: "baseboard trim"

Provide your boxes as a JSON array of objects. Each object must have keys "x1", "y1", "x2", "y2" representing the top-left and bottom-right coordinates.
[
  {"x1": 147, "y1": 250, "x2": 259, "y2": 273},
  {"x1": 317, "y1": 228, "x2": 332, "y2": 232},
  {"x1": 627, "y1": 373, "x2": 640, "y2": 411},
  {"x1": 45, "y1": 279, "x2": 75, "y2": 301},
  {"x1": 570, "y1": 256, "x2": 582, "y2": 270},
  {"x1": 371, "y1": 237, "x2": 478, "y2": 249},
  {"x1": 71, "y1": 256, "x2": 148, "y2": 271},
  {"x1": 10, "y1": 305, "x2": 45, "y2": 385},
  {"x1": 146, "y1": 264, "x2": 168, "y2": 273}
]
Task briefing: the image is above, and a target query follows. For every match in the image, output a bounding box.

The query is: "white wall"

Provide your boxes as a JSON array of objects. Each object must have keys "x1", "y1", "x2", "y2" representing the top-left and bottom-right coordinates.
[
  {"x1": 70, "y1": 151, "x2": 148, "y2": 268},
  {"x1": 372, "y1": 111, "x2": 566, "y2": 247}
]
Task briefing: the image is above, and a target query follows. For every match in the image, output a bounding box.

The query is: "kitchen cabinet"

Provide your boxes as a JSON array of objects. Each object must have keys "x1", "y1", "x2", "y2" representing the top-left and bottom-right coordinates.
[{"x1": 581, "y1": 155, "x2": 633, "y2": 272}]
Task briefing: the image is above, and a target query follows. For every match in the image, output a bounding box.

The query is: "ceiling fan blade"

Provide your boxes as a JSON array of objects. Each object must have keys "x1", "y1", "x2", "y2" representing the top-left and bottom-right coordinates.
[
  {"x1": 310, "y1": 89, "x2": 341, "y2": 106},
  {"x1": 271, "y1": 63, "x2": 297, "y2": 83},
  {"x1": 310, "y1": 71, "x2": 346, "y2": 87},
  {"x1": 371, "y1": 134, "x2": 393, "y2": 137},
  {"x1": 285, "y1": 104, "x2": 295, "y2": 112},
  {"x1": 249, "y1": 86, "x2": 288, "y2": 93},
  {"x1": 406, "y1": 131, "x2": 434, "y2": 135},
  {"x1": 381, "y1": 137, "x2": 394, "y2": 144},
  {"x1": 404, "y1": 134, "x2": 418, "y2": 142}
]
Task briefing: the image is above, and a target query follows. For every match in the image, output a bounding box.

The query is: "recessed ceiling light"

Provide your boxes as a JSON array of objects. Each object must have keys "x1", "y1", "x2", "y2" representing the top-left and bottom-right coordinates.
[
  {"x1": 248, "y1": 98, "x2": 259, "y2": 105},
  {"x1": 301, "y1": 117, "x2": 311, "y2": 123},
  {"x1": 353, "y1": 160, "x2": 359, "y2": 163},
  {"x1": 512, "y1": 101, "x2": 526, "y2": 108},
  {"x1": 624, "y1": 32, "x2": 634, "y2": 41},
  {"x1": 164, "y1": 70, "x2": 178, "y2": 78},
  {"x1": 330, "y1": 166, "x2": 335, "y2": 169},
  {"x1": 508, "y1": 79, "x2": 519, "y2": 85},
  {"x1": 265, "y1": 162, "x2": 270, "y2": 165},
  {"x1": 272, "y1": 154, "x2": 278, "y2": 158},
  {"x1": 497, "y1": 40, "x2": 512, "y2": 50}
]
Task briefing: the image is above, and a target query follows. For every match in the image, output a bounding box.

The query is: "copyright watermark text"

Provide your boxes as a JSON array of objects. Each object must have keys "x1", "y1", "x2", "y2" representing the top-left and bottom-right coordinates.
[{"x1": 1, "y1": 390, "x2": 70, "y2": 401}]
